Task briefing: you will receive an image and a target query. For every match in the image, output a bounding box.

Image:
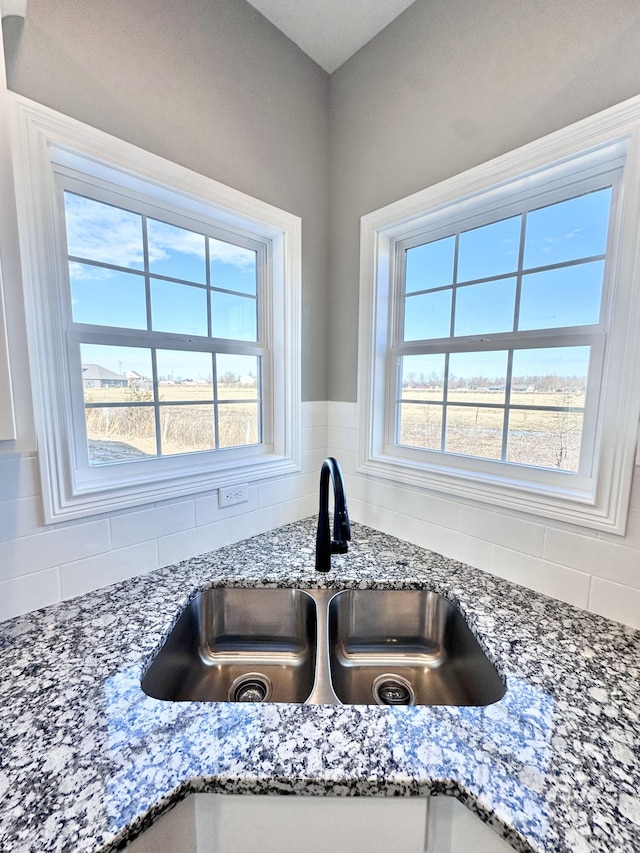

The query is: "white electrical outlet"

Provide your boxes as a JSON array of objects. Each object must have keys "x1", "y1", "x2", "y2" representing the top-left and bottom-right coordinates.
[{"x1": 218, "y1": 483, "x2": 249, "y2": 508}]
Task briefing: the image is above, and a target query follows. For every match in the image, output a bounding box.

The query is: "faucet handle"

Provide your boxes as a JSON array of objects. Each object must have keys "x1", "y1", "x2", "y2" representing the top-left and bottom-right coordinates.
[{"x1": 334, "y1": 508, "x2": 351, "y2": 544}]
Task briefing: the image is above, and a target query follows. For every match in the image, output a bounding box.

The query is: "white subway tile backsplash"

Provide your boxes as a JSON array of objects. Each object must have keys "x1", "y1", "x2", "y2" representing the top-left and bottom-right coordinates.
[
  {"x1": 347, "y1": 477, "x2": 458, "y2": 532},
  {"x1": 588, "y1": 578, "x2": 640, "y2": 630},
  {"x1": 282, "y1": 493, "x2": 317, "y2": 525},
  {"x1": 327, "y1": 425, "x2": 356, "y2": 454},
  {"x1": 110, "y1": 500, "x2": 195, "y2": 549},
  {"x1": 157, "y1": 519, "x2": 229, "y2": 567},
  {"x1": 458, "y1": 505, "x2": 545, "y2": 556},
  {"x1": 421, "y1": 522, "x2": 493, "y2": 571},
  {"x1": 0, "y1": 520, "x2": 111, "y2": 582},
  {"x1": 544, "y1": 528, "x2": 640, "y2": 590},
  {"x1": 0, "y1": 568, "x2": 60, "y2": 621},
  {"x1": 303, "y1": 426, "x2": 328, "y2": 452},
  {"x1": 0, "y1": 453, "x2": 39, "y2": 501},
  {"x1": 0, "y1": 496, "x2": 49, "y2": 541},
  {"x1": 490, "y1": 545, "x2": 591, "y2": 609},
  {"x1": 327, "y1": 403, "x2": 357, "y2": 431},
  {"x1": 59, "y1": 541, "x2": 159, "y2": 600},
  {"x1": 350, "y1": 498, "x2": 490, "y2": 571},
  {"x1": 301, "y1": 401, "x2": 328, "y2": 420},
  {"x1": 257, "y1": 474, "x2": 315, "y2": 509},
  {"x1": 227, "y1": 505, "x2": 285, "y2": 543},
  {"x1": 333, "y1": 449, "x2": 356, "y2": 476},
  {"x1": 398, "y1": 488, "x2": 459, "y2": 531},
  {"x1": 0, "y1": 402, "x2": 638, "y2": 630},
  {"x1": 347, "y1": 475, "x2": 394, "y2": 508},
  {"x1": 195, "y1": 487, "x2": 258, "y2": 525},
  {"x1": 302, "y1": 448, "x2": 329, "y2": 474}
]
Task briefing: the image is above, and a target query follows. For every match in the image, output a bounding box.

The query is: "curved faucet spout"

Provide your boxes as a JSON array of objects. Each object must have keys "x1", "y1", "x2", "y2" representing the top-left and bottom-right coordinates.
[{"x1": 315, "y1": 457, "x2": 351, "y2": 572}]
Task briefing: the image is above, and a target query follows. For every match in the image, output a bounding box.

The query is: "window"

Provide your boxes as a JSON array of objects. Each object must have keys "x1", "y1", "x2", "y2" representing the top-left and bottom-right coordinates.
[
  {"x1": 358, "y1": 99, "x2": 640, "y2": 533},
  {"x1": 12, "y1": 96, "x2": 301, "y2": 522},
  {"x1": 395, "y1": 184, "x2": 612, "y2": 474},
  {"x1": 62, "y1": 185, "x2": 265, "y2": 466}
]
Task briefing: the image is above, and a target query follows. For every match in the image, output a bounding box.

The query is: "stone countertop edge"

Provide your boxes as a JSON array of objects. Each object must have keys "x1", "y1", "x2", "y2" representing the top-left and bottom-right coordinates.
[{"x1": 0, "y1": 518, "x2": 638, "y2": 853}]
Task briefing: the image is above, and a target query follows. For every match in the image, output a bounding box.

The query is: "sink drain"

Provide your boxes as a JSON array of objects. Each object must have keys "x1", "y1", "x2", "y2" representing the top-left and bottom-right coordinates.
[
  {"x1": 229, "y1": 673, "x2": 273, "y2": 703},
  {"x1": 372, "y1": 673, "x2": 416, "y2": 706}
]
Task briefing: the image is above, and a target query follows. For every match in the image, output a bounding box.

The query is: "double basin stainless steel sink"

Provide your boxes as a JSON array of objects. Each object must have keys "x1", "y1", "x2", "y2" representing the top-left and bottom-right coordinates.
[{"x1": 141, "y1": 587, "x2": 505, "y2": 707}]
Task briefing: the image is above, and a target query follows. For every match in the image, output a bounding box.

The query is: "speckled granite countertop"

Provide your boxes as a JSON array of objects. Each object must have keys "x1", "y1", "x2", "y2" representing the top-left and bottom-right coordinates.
[{"x1": 0, "y1": 519, "x2": 638, "y2": 853}]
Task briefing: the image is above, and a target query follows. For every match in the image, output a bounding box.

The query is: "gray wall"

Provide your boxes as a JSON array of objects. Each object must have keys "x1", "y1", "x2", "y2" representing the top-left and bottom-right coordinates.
[
  {"x1": 7, "y1": 0, "x2": 640, "y2": 406},
  {"x1": 5, "y1": 0, "x2": 330, "y2": 403},
  {"x1": 328, "y1": 0, "x2": 640, "y2": 401}
]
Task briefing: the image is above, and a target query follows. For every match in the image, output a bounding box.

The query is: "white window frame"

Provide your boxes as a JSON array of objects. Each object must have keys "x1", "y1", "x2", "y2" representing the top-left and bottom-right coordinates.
[
  {"x1": 358, "y1": 95, "x2": 640, "y2": 534},
  {"x1": 11, "y1": 95, "x2": 301, "y2": 523},
  {"x1": 0, "y1": 15, "x2": 17, "y2": 441}
]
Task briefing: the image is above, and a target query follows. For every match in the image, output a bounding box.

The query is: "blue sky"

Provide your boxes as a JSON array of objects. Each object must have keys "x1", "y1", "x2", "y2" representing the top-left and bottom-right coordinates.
[
  {"x1": 401, "y1": 346, "x2": 591, "y2": 387},
  {"x1": 66, "y1": 187, "x2": 611, "y2": 382},
  {"x1": 80, "y1": 343, "x2": 259, "y2": 384},
  {"x1": 403, "y1": 186, "x2": 611, "y2": 377},
  {"x1": 65, "y1": 193, "x2": 258, "y2": 367}
]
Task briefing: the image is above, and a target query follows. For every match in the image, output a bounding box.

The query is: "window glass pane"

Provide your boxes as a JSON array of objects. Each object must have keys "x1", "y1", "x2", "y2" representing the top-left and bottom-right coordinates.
[
  {"x1": 448, "y1": 351, "x2": 508, "y2": 404},
  {"x1": 457, "y1": 215, "x2": 521, "y2": 283},
  {"x1": 156, "y1": 350, "x2": 213, "y2": 400},
  {"x1": 85, "y1": 406, "x2": 156, "y2": 465},
  {"x1": 518, "y1": 261, "x2": 604, "y2": 330},
  {"x1": 218, "y1": 402, "x2": 260, "y2": 448},
  {"x1": 401, "y1": 354, "x2": 445, "y2": 400},
  {"x1": 211, "y1": 291, "x2": 257, "y2": 341},
  {"x1": 445, "y1": 406, "x2": 504, "y2": 460},
  {"x1": 151, "y1": 278, "x2": 208, "y2": 336},
  {"x1": 147, "y1": 219, "x2": 206, "y2": 284},
  {"x1": 159, "y1": 404, "x2": 215, "y2": 455},
  {"x1": 506, "y1": 409, "x2": 584, "y2": 472},
  {"x1": 216, "y1": 354, "x2": 260, "y2": 400},
  {"x1": 70, "y1": 263, "x2": 147, "y2": 329},
  {"x1": 398, "y1": 402, "x2": 442, "y2": 450},
  {"x1": 404, "y1": 289, "x2": 452, "y2": 341},
  {"x1": 405, "y1": 236, "x2": 455, "y2": 293},
  {"x1": 64, "y1": 192, "x2": 144, "y2": 269},
  {"x1": 523, "y1": 188, "x2": 612, "y2": 269},
  {"x1": 80, "y1": 345, "x2": 152, "y2": 403},
  {"x1": 210, "y1": 239, "x2": 257, "y2": 295},
  {"x1": 81, "y1": 343, "x2": 156, "y2": 466},
  {"x1": 511, "y1": 347, "x2": 590, "y2": 394},
  {"x1": 454, "y1": 278, "x2": 516, "y2": 337}
]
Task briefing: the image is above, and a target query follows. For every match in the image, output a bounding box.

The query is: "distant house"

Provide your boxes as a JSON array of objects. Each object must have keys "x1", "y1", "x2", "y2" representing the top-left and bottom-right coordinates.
[
  {"x1": 125, "y1": 370, "x2": 145, "y2": 383},
  {"x1": 125, "y1": 370, "x2": 152, "y2": 391},
  {"x1": 82, "y1": 364, "x2": 128, "y2": 389}
]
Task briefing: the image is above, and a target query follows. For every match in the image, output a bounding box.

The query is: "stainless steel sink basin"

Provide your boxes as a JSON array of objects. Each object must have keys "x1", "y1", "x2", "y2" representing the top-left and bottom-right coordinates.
[
  {"x1": 328, "y1": 589, "x2": 505, "y2": 706},
  {"x1": 142, "y1": 586, "x2": 504, "y2": 707},
  {"x1": 141, "y1": 587, "x2": 317, "y2": 703}
]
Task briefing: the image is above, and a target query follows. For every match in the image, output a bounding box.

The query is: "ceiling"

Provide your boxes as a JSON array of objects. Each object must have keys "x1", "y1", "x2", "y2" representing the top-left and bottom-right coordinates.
[{"x1": 245, "y1": 0, "x2": 417, "y2": 74}]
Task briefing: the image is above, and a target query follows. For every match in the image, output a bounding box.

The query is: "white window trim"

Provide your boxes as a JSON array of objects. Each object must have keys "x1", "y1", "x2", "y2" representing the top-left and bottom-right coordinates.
[
  {"x1": 11, "y1": 94, "x2": 302, "y2": 523},
  {"x1": 358, "y1": 94, "x2": 640, "y2": 534},
  {"x1": 0, "y1": 20, "x2": 17, "y2": 441}
]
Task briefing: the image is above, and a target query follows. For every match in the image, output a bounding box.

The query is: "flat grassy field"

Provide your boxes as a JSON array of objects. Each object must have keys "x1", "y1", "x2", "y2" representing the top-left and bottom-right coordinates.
[
  {"x1": 398, "y1": 388, "x2": 585, "y2": 470},
  {"x1": 84, "y1": 383, "x2": 259, "y2": 462}
]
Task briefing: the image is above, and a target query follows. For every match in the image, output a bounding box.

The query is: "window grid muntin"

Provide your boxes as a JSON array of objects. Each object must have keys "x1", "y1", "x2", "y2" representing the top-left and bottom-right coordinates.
[
  {"x1": 64, "y1": 191, "x2": 260, "y2": 342},
  {"x1": 79, "y1": 342, "x2": 263, "y2": 463},
  {"x1": 62, "y1": 183, "x2": 266, "y2": 465},
  {"x1": 393, "y1": 183, "x2": 612, "y2": 473}
]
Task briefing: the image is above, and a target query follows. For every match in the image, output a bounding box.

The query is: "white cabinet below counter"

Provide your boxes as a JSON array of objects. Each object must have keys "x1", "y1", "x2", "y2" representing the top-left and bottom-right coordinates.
[{"x1": 126, "y1": 794, "x2": 514, "y2": 853}]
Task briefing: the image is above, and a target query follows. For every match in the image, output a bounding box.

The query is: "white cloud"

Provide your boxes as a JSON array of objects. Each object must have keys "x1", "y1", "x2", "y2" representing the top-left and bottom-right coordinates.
[
  {"x1": 64, "y1": 193, "x2": 144, "y2": 269},
  {"x1": 209, "y1": 238, "x2": 255, "y2": 270},
  {"x1": 147, "y1": 218, "x2": 205, "y2": 266},
  {"x1": 64, "y1": 192, "x2": 255, "y2": 272}
]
